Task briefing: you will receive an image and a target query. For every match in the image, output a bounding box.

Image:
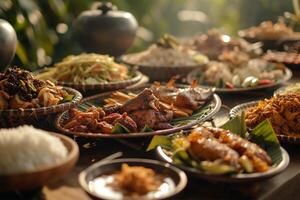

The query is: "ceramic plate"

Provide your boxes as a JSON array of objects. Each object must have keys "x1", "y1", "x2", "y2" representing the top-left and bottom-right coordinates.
[
  {"x1": 187, "y1": 67, "x2": 292, "y2": 93},
  {"x1": 157, "y1": 140, "x2": 289, "y2": 183},
  {"x1": 78, "y1": 158, "x2": 187, "y2": 200}
]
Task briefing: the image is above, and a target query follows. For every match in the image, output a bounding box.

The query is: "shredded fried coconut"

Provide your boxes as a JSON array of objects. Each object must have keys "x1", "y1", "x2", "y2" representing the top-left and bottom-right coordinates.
[{"x1": 246, "y1": 93, "x2": 300, "y2": 135}]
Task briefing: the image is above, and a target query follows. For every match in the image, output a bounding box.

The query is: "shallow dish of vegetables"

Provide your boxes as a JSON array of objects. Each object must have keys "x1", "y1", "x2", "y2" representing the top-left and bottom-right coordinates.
[
  {"x1": 187, "y1": 59, "x2": 292, "y2": 93},
  {"x1": 148, "y1": 114, "x2": 289, "y2": 182},
  {"x1": 35, "y1": 53, "x2": 143, "y2": 93},
  {"x1": 55, "y1": 81, "x2": 221, "y2": 138}
]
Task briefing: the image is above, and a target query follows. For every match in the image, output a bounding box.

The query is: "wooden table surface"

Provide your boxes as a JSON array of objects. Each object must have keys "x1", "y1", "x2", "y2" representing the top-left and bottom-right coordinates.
[{"x1": 2, "y1": 72, "x2": 300, "y2": 200}]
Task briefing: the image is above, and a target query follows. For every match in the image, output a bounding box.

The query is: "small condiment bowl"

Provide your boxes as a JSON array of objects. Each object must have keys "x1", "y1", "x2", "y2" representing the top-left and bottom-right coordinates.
[{"x1": 79, "y1": 158, "x2": 187, "y2": 200}]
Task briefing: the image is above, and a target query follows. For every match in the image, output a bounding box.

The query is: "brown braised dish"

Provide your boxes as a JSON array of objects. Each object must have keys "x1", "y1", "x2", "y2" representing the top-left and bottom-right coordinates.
[{"x1": 0, "y1": 67, "x2": 73, "y2": 109}]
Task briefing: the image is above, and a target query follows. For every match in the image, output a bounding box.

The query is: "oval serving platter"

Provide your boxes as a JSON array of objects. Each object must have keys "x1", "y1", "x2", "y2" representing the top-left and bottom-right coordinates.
[
  {"x1": 156, "y1": 144, "x2": 289, "y2": 183},
  {"x1": 187, "y1": 67, "x2": 292, "y2": 93},
  {"x1": 55, "y1": 84, "x2": 221, "y2": 138},
  {"x1": 78, "y1": 158, "x2": 187, "y2": 200},
  {"x1": 229, "y1": 101, "x2": 300, "y2": 144}
]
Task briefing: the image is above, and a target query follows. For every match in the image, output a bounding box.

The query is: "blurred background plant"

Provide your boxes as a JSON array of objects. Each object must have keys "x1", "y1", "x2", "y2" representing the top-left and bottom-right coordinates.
[{"x1": 0, "y1": 0, "x2": 295, "y2": 70}]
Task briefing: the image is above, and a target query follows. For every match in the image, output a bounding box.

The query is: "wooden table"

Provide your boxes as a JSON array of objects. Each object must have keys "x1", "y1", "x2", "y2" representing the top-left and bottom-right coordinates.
[{"x1": 2, "y1": 73, "x2": 300, "y2": 200}]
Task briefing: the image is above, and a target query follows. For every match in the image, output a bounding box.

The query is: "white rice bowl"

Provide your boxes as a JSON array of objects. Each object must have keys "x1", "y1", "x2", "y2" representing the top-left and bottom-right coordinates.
[{"x1": 0, "y1": 125, "x2": 68, "y2": 175}]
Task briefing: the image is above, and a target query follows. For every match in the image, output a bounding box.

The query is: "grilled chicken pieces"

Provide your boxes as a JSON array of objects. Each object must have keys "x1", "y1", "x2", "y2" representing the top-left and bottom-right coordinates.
[
  {"x1": 120, "y1": 89, "x2": 173, "y2": 129},
  {"x1": 115, "y1": 82, "x2": 213, "y2": 130},
  {"x1": 151, "y1": 84, "x2": 213, "y2": 110},
  {"x1": 187, "y1": 127, "x2": 272, "y2": 173},
  {"x1": 64, "y1": 80, "x2": 215, "y2": 134}
]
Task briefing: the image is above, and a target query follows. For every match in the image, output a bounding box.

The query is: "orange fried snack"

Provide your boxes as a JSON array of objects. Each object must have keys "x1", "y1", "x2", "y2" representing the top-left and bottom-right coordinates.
[{"x1": 246, "y1": 93, "x2": 300, "y2": 135}]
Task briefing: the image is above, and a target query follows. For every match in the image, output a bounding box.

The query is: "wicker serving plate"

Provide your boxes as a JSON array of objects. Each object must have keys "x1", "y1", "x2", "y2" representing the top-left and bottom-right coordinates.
[
  {"x1": 55, "y1": 84, "x2": 221, "y2": 138},
  {"x1": 35, "y1": 69, "x2": 143, "y2": 93},
  {"x1": 229, "y1": 101, "x2": 300, "y2": 144},
  {"x1": 0, "y1": 87, "x2": 82, "y2": 127},
  {"x1": 0, "y1": 132, "x2": 79, "y2": 192}
]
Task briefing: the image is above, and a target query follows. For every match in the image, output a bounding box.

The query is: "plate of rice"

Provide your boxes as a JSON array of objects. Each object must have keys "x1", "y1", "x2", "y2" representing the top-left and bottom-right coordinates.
[
  {"x1": 121, "y1": 34, "x2": 208, "y2": 81},
  {"x1": 0, "y1": 125, "x2": 79, "y2": 191}
]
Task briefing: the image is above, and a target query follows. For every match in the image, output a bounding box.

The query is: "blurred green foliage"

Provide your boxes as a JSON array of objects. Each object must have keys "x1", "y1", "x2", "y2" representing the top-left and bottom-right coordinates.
[{"x1": 0, "y1": 0, "x2": 294, "y2": 70}]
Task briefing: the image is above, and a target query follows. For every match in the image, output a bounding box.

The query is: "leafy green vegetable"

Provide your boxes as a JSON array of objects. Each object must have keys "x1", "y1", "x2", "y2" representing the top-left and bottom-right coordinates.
[
  {"x1": 173, "y1": 149, "x2": 199, "y2": 168},
  {"x1": 200, "y1": 161, "x2": 235, "y2": 174},
  {"x1": 239, "y1": 155, "x2": 253, "y2": 173},
  {"x1": 62, "y1": 94, "x2": 74, "y2": 102},
  {"x1": 216, "y1": 78, "x2": 224, "y2": 88},
  {"x1": 171, "y1": 104, "x2": 213, "y2": 125},
  {"x1": 111, "y1": 123, "x2": 130, "y2": 134},
  {"x1": 251, "y1": 119, "x2": 282, "y2": 164},
  {"x1": 141, "y1": 125, "x2": 153, "y2": 132},
  {"x1": 146, "y1": 135, "x2": 172, "y2": 151},
  {"x1": 221, "y1": 111, "x2": 247, "y2": 137}
]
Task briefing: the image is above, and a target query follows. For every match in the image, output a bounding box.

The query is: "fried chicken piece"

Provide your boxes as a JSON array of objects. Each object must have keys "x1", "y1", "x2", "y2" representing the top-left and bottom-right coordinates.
[
  {"x1": 174, "y1": 87, "x2": 213, "y2": 110},
  {"x1": 120, "y1": 88, "x2": 160, "y2": 113},
  {"x1": 102, "y1": 113, "x2": 122, "y2": 123},
  {"x1": 112, "y1": 112, "x2": 138, "y2": 132},
  {"x1": 129, "y1": 109, "x2": 173, "y2": 130},
  {"x1": 97, "y1": 121, "x2": 113, "y2": 134},
  {"x1": 151, "y1": 83, "x2": 213, "y2": 110}
]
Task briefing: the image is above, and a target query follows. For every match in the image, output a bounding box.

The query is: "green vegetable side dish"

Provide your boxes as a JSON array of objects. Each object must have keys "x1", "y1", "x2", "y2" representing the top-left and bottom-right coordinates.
[
  {"x1": 36, "y1": 53, "x2": 133, "y2": 84},
  {"x1": 147, "y1": 113, "x2": 282, "y2": 175},
  {"x1": 62, "y1": 94, "x2": 75, "y2": 103}
]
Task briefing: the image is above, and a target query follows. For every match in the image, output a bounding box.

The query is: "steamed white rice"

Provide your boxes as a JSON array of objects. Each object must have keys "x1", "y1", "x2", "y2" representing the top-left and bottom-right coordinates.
[{"x1": 0, "y1": 125, "x2": 68, "y2": 174}]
